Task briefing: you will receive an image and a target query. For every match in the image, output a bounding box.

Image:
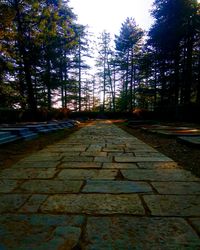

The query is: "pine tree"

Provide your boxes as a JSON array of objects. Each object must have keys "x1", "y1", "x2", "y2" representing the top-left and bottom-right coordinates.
[{"x1": 115, "y1": 18, "x2": 143, "y2": 111}]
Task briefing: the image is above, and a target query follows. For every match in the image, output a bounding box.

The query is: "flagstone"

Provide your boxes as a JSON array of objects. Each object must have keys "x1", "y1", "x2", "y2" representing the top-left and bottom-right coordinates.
[
  {"x1": 41, "y1": 194, "x2": 145, "y2": 215},
  {"x1": 57, "y1": 169, "x2": 117, "y2": 180},
  {"x1": 0, "y1": 214, "x2": 85, "y2": 226},
  {"x1": 152, "y1": 181, "x2": 200, "y2": 194},
  {"x1": 1, "y1": 120, "x2": 200, "y2": 249},
  {"x1": 108, "y1": 152, "x2": 134, "y2": 157},
  {"x1": 18, "y1": 180, "x2": 83, "y2": 193},
  {"x1": 103, "y1": 148, "x2": 124, "y2": 152},
  {"x1": 94, "y1": 156, "x2": 113, "y2": 163},
  {"x1": 80, "y1": 151, "x2": 107, "y2": 157},
  {"x1": 62, "y1": 156, "x2": 94, "y2": 162},
  {"x1": 87, "y1": 145, "x2": 103, "y2": 151},
  {"x1": 143, "y1": 195, "x2": 200, "y2": 216},
  {"x1": 115, "y1": 156, "x2": 173, "y2": 163},
  {"x1": 82, "y1": 180, "x2": 153, "y2": 193},
  {"x1": 0, "y1": 180, "x2": 22, "y2": 192},
  {"x1": 58, "y1": 162, "x2": 102, "y2": 169},
  {"x1": 103, "y1": 163, "x2": 138, "y2": 169},
  {"x1": 0, "y1": 194, "x2": 30, "y2": 212},
  {"x1": 0, "y1": 215, "x2": 83, "y2": 249},
  {"x1": 19, "y1": 194, "x2": 48, "y2": 213},
  {"x1": 83, "y1": 217, "x2": 200, "y2": 249},
  {"x1": 121, "y1": 169, "x2": 199, "y2": 181},
  {"x1": 0, "y1": 168, "x2": 57, "y2": 179}
]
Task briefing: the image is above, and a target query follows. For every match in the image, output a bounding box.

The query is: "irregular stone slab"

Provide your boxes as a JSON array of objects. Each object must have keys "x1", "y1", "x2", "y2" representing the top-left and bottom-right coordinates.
[
  {"x1": 103, "y1": 148, "x2": 124, "y2": 152},
  {"x1": 82, "y1": 180, "x2": 152, "y2": 193},
  {"x1": 12, "y1": 161, "x2": 59, "y2": 168},
  {"x1": 0, "y1": 214, "x2": 85, "y2": 227},
  {"x1": 144, "y1": 195, "x2": 200, "y2": 216},
  {"x1": 19, "y1": 194, "x2": 48, "y2": 213},
  {"x1": 41, "y1": 194, "x2": 145, "y2": 215},
  {"x1": 152, "y1": 182, "x2": 200, "y2": 194},
  {"x1": 108, "y1": 152, "x2": 134, "y2": 157},
  {"x1": 83, "y1": 217, "x2": 200, "y2": 249},
  {"x1": 63, "y1": 156, "x2": 94, "y2": 162},
  {"x1": 103, "y1": 163, "x2": 138, "y2": 169},
  {"x1": 138, "y1": 162, "x2": 179, "y2": 169},
  {"x1": 0, "y1": 194, "x2": 30, "y2": 212},
  {"x1": 115, "y1": 156, "x2": 173, "y2": 163},
  {"x1": 57, "y1": 169, "x2": 117, "y2": 180},
  {"x1": 18, "y1": 180, "x2": 83, "y2": 193},
  {"x1": 81, "y1": 151, "x2": 107, "y2": 157},
  {"x1": 0, "y1": 168, "x2": 57, "y2": 179},
  {"x1": 121, "y1": 169, "x2": 199, "y2": 181},
  {"x1": 106, "y1": 143, "x2": 125, "y2": 147},
  {"x1": 0, "y1": 215, "x2": 83, "y2": 250},
  {"x1": 189, "y1": 218, "x2": 200, "y2": 235},
  {"x1": 87, "y1": 145, "x2": 103, "y2": 151},
  {"x1": 0, "y1": 180, "x2": 22, "y2": 192},
  {"x1": 58, "y1": 162, "x2": 101, "y2": 169},
  {"x1": 94, "y1": 156, "x2": 113, "y2": 163}
]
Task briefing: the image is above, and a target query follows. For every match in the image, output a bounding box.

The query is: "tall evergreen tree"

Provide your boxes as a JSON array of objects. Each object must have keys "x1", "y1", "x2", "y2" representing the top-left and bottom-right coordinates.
[
  {"x1": 148, "y1": 0, "x2": 199, "y2": 107},
  {"x1": 115, "y1": 17, "x2": 143, "y2": 111}
]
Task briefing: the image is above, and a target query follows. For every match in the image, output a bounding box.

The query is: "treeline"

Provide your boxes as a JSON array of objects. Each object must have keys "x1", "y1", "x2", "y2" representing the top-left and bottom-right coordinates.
[
  {"x1": 96, "y1": 0, "x2": 200, "y2": 116},
  {"x1": 0, "y1": 0, "x2": 92, "y2": 112},
  {"x1": 0, "y1": 0, "x2": 200, "y2": 121}
]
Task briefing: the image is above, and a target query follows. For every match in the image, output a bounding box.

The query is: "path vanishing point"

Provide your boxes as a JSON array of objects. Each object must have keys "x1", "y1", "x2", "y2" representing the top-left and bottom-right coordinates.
[{"x1": 0, "y1": 120, "x2": 200, "y2": 249}]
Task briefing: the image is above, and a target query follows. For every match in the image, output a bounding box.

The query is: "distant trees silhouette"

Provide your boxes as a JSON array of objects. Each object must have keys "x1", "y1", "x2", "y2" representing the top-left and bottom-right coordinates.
[{"x1": 0, "y1": 0, "x2": 199, "y2": 120}]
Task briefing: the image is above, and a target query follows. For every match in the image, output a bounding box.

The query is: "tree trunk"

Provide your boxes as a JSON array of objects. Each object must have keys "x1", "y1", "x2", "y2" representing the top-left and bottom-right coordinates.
[
  {"x1": 174, "y1": 48, "x2": 180, "y2": 105},
  {"x1": 196, "y1": 52, "x2": 200, "y2": 104},
  {"x1": 46, "y1": 57, "x2": 51, "y2": 110},
  {"x1": 78, "y1": 40, "x2": 82, "y2": 111},
  {"x1": 184, "y1": 26, "x2": 194, "y2": 104},
  {"x1": 130, "y1": 50, "x2": 134, "y2": 111},
  {"x1": 15, "y1": 1, "x2": 37, "y2": 111}
]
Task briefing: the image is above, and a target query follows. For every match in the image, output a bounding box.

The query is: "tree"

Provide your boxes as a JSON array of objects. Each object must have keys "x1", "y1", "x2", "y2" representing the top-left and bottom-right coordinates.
[
  {"x1": 0, "y1": 0, "x2": 79, "y2": 111},
  {"x1": 148, "y1": 0, "x2": 199, "y2": 108},
  {"x1": 73, "y1": 25, "x2": 91, "y2": 111},
  {"x1": 96, "y1": 31, "x2": 116, "y2": 111},
  {"x1": 115, "y1": 17, "x2": 143, "y2": 111}
]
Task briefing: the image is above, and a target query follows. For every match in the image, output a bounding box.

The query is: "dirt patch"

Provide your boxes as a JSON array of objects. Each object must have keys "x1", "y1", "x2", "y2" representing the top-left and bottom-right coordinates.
[
  {"x1": 115, "y1": 121, "x2": 200, "y2": 178},
  {"x1": 0, "y1": 125, "x2": 82, "y2": 169}
]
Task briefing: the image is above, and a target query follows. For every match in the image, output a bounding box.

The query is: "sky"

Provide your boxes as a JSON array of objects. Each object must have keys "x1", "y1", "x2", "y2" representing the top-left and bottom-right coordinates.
[{"x1": 69, "y1": 0, "x2": 154, "y2": 36}]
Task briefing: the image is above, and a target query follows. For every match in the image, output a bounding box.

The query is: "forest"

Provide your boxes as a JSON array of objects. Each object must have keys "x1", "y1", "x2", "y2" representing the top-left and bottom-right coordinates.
[{"x1": 0, "y1": 0, "x2": 200, "y2": 121}]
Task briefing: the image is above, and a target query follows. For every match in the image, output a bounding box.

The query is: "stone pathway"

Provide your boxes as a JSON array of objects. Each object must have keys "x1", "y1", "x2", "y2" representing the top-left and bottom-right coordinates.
[{"x1": 0, "y1": 120, "x2": 200, "y2": 249}]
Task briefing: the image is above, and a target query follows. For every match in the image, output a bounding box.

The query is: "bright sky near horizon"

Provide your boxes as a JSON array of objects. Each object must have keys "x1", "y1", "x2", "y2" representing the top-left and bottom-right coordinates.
[{"x1": 69, "y1": 0, "x2": 154, "y2": 36}]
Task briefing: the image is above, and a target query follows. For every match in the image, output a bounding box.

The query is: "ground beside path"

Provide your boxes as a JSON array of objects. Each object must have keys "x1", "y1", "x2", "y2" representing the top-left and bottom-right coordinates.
[{"x1": 0, "y1": 120, "x2": 200, "y2": 249}]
